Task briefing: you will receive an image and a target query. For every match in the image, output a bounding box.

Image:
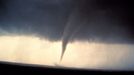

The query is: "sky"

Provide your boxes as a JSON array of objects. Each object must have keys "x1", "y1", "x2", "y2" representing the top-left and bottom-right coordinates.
[{"x1": 0, "y1": 0, "x2": 134, "y2": 70}]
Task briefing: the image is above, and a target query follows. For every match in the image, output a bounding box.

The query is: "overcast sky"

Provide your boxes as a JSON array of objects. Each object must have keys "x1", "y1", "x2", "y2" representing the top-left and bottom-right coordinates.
[{"x1": 0, "y1": 0, "x2": 134, "y2": 71}]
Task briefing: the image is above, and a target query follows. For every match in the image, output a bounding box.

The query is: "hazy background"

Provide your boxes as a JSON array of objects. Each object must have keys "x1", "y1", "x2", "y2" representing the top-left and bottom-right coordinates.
[{"x1": 0, "y1": 35, "x2": 134, "y2": 70}]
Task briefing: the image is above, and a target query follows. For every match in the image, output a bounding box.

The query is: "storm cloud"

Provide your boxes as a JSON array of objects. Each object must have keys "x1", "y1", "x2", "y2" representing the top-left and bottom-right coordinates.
[
  {"x1": 0, "y1": 0, "x2": 133, "y2": 41},
  {"x1": 0, "y1": 0, "x2": 72, "y2": 40},
  {"x1": 0, "y1": 0, "x2": 134, "y2": 64}
]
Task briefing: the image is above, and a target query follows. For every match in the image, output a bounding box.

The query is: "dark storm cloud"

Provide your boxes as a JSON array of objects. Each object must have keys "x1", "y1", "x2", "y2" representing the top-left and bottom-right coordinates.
[
  {"x1": 0, "y1": 0, "x2": 134, "y2": 61},
  {"x1": 0, "y1": 0, "x2": 134, "y2": 67},
  {"x1": 0, "y1": 0, "x2": 73, "y2": 40},
  {"x1": 63, "y1": 0, "x2": 134, "y2": 43}
]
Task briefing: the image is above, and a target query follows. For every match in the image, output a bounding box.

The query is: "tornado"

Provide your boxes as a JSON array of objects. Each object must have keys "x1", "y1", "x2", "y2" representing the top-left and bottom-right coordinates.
[
  {"x1": 60, "y1": 0, "x2": 89, "y2": 61},
  {"x1": 60, "y1": 19, "x2": 76, "y2": 61},
  {"x1": 60, "y1": 25, "x2": 82, "y2": 61},
  {"x1": 60, "y1": 8, "x2": 84, "y2": 61}
]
